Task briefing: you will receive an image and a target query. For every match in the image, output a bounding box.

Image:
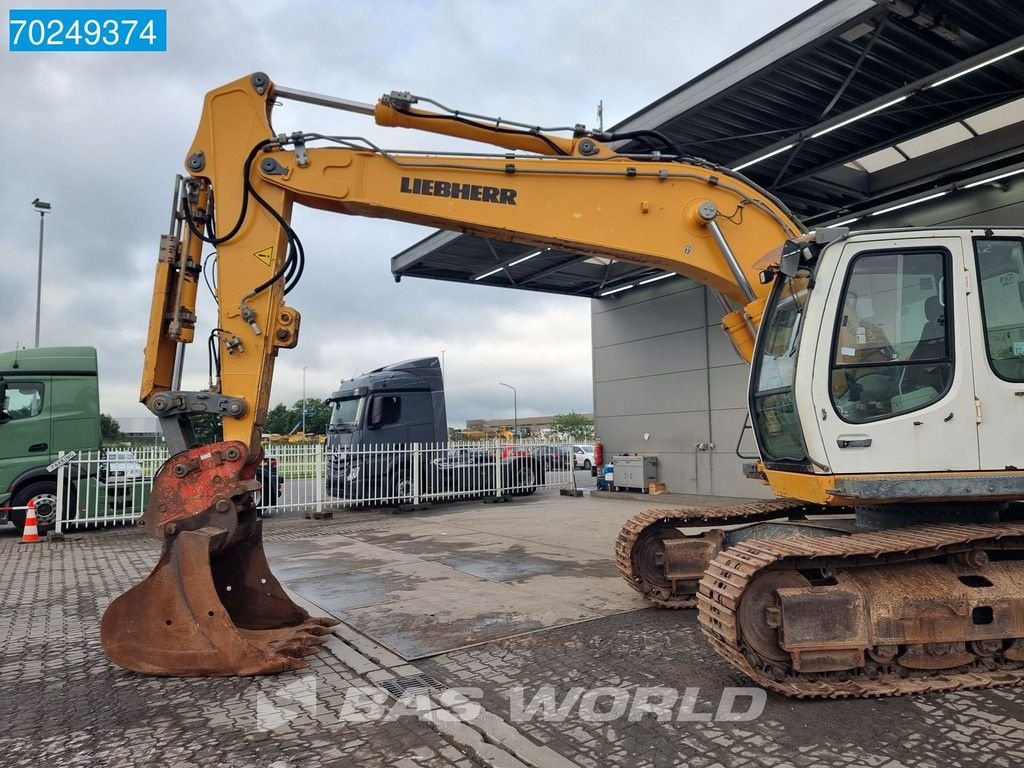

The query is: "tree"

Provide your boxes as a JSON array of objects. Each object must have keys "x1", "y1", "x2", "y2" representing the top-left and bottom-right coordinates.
[
  {"x1": 294, "y1": 397, "x2": 331, "y2": 435},
  {"x1": 100, "y1": 413, "x2": 123, "y2": 442},
  {"x1": 190, "y1": 413, "x2": 223, "y2": 445},
  {"x1": 548, "y1": 411, "x2": 594, "y2": 441},
  {"x1": 261, "y1": 398, "x2": 332, "y2": 438},
  {"x1": 265, "y1": 403, "x2": 292, "y2": 435}
]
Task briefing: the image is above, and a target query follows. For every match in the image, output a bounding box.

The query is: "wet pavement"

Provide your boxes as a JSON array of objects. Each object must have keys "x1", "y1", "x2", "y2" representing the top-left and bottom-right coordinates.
[
  {"x1": 266, "y1": 492, "x2": 646, "y2": 658},
  {"x1": 4, "y1": 488, "x2": 1024, "y2": 767}
]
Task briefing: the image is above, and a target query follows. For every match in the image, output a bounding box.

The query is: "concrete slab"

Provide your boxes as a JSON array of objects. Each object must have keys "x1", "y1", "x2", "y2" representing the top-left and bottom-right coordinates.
[
  {"x1": 356, "y1": 529, "x2": 608, "y2": 580},
  {"x1": 430, "y1": 549, "x2": 565, "y2": 582},
  {"x1": 285, "y1": 559, "x2": 489, "y2": 612},
  {"x1": 512, "y1": 573, "x2": 648, "y2": 614},
  {"x1": 340, "y1": 585, "x2": 605, "y2": 659},
  {"x1": 270, "y1": 493, "x2": 653, "y2": 659},
  {"x1": 265, "y1": 535, "x2": 423, "y2": 580}
]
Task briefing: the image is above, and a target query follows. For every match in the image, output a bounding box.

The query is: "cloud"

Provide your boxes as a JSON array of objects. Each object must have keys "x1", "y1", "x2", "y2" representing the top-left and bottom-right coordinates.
[{"x1": 1, "y1": 0, "x2": 818, "y2": 428}]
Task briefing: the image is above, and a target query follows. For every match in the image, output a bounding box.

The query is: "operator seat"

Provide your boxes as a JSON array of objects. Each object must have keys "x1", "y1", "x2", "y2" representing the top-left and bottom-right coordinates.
[
  {"x1": 909, "y1": 296, "x2": 945, "y2": 361},
  {"x1": 905, "y1": 295, "x2": 948, "y2": 394}
]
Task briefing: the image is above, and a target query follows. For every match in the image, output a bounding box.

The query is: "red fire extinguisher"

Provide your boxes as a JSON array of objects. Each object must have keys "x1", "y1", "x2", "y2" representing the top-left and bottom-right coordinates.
[{"x1": 593, "y1": 439, "x2": 603, "y2": 476}]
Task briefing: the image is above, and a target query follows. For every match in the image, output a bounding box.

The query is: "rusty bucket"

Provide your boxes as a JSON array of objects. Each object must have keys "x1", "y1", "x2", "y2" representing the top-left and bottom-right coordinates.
[{"x1": 101, "y1": 441, "x2": 338, "y2": 676}]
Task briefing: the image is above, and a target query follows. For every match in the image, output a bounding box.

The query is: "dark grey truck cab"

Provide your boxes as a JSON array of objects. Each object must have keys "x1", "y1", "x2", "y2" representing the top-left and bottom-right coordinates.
[{"x1": 324, "y1": 357, "x2": 540, "y2": 503}]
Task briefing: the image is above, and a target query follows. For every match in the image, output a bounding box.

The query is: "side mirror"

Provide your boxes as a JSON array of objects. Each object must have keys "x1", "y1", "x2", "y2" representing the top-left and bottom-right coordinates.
[
  {"x1": 779, "y1": 246, "x2": 801, "y2": 278},
  {"x1": 368, "y1": 396, "x2": 384, "y2": 429},
  {"x1": 0, "y1": 383, "x2": 8, "y2": 423}
]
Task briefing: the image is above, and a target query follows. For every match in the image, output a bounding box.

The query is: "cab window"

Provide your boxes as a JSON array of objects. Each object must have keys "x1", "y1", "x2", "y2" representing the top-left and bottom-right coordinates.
[
  {"x1": 751, "y1": 274, "x2": 812, "y2": 463},
  {"x1": 830, "y1": 249, "x2": 951, "y2": 423},
  {"x1": 974, "y1": 237, "x2": 1024, "y2": 382},
  {"x1": 2, "y1": 382, "x2": 45, "y2": 420}
]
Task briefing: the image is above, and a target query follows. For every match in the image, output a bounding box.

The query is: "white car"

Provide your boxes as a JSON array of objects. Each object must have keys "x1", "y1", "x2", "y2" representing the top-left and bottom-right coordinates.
[
  {"x1": 573, "y1": 444, "x2": 596, "y2": 470},
  {"x1": 101, "y1": 450, "x2": 144, "y2": 482}
]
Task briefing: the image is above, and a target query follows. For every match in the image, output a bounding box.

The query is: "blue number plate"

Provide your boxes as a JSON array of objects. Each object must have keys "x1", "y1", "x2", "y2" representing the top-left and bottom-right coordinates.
[{"x1": 9, "y1": 9, "x2": 167, "y2": 52}]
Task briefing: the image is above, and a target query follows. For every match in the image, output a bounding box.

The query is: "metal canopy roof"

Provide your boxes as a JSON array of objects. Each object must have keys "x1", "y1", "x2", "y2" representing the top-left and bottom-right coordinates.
[{"x1": 392, "y1": 0, "x2": 1024, "y2": 298}]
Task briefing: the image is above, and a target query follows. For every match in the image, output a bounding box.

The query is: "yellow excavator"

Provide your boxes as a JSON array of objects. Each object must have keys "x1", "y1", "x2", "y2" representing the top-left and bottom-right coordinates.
[{"x1": 103, "y1": 73, "x2": 1024, "y2": 696}]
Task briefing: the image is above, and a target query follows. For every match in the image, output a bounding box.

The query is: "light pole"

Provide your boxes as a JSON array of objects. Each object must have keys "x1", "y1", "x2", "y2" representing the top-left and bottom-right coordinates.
[
  {"x1": 302, "y1": 366, "x2": 308, "y2": 435},
  {"x1": 499, "y1": 382, "x2": 517, "y2": 438},
  {"x1": 32, "y1": 199, "x2": 52, "y2": 347},
  {"x1": 440, "y1": 348, "x2": 446, "y2": 377}
]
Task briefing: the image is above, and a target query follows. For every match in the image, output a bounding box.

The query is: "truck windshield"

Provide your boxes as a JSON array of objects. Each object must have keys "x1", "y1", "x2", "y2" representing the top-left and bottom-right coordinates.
[
  {"x1": 329, "y1": 396, "x2": 365, "y2": 431},
  {"x1": 750, "y1": 273, "x2": 812, "y2": 464}
]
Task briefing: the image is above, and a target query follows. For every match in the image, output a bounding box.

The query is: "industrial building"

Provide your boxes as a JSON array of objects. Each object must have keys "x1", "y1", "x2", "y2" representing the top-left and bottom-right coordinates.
[{"x1": 390, "y1": 0, "x2": 1024, "y2": 496}]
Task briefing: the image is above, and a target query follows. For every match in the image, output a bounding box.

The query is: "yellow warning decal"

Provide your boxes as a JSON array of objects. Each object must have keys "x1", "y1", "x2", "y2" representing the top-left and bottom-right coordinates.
[{"x1": 253, "y1": 247, "x2": 273, "y2": 266}]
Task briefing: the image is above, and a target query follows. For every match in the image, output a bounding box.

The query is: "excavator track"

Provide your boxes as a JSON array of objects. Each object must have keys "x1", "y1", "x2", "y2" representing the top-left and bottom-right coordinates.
[
  {"x1": 614, "y1": 499, "x2": 811, "y2": 608},
  {"x1": 698, "y1": 521, "x2": 1024, "y2": 698}
]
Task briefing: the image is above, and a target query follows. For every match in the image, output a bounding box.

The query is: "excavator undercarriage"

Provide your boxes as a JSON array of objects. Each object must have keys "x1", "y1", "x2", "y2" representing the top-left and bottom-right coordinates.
[{"x1": 617, "y1": 501, "x2": 1024, "y2": 697}]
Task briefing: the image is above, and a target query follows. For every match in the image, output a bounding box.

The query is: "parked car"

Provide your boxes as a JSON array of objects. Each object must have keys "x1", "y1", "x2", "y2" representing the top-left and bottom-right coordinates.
[
  {"x1": 430, "y1": 447, "x2": 495, "y2": 496},
  {"x1": 573, "y1": 444, "x2": 596, "y2": 470},
  {"x1": 431, "y1": 447, "x2": 540, "y2": 497},
  {"x1": 530, "y1": 444, "x2": 573, "y2": 471},
  {"x1": 256, "y1": 453, "x2": 282, "y2": 511},
  {"x1": 99, "y1": 450, "x2": 144, "y2": 482},
  {"x1": 499, "y1": 444, "x2": 532, "y2": 459}
]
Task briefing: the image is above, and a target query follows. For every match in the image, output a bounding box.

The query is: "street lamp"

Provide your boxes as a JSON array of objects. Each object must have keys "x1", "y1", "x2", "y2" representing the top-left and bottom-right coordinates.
[
  {"x1": 31, "y1": 198, "x2": 52, "y2": 347},
  {"x1": 440, "y1": 348, "x2": 446, "y2": 377},
  {"x1": 302, "y1": 366, "x2": 308, "y2": 435},
  {"x1": 498, "y1": 382, "x2": 517, "y2": 438}
]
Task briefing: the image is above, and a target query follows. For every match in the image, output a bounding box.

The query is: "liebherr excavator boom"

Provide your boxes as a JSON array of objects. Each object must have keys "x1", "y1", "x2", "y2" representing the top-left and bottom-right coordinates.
[{"x1": 103, "y1": 73, "x2": 1024, "y2": 697}]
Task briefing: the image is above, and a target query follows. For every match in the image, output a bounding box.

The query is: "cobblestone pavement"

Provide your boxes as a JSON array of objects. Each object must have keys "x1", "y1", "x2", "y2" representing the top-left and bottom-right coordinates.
[
  {"x1": 6, "y1": 503, "x2": 1024, "y2": 767},
  {"x1": 0, "y1": 519, "x2": 483, "y2": 768},
  {"x1": 417, "y1": 609, "x2": 1024, "y2": 768}
]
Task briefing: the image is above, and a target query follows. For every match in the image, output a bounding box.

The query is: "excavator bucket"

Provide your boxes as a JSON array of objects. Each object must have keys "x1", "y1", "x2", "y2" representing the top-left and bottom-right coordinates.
[{"x1": 101, "y1": 441, "x2": 339, "y2": 676}]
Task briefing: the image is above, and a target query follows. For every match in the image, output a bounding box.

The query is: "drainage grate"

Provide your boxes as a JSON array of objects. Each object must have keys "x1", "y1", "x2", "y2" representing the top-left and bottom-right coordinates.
[{"x1": 376, "y1": 673, "x2": 447, "y2": 700}]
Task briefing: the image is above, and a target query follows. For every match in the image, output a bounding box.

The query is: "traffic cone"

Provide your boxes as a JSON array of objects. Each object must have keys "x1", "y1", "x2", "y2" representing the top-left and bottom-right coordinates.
[{"x1": 21, "y1": 499, "x2": 41, "y2": 544}]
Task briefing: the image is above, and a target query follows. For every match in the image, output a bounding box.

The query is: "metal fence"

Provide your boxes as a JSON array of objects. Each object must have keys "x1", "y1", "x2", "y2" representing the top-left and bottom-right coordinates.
[
  {"x1": 53, "y1": 441, "x2": 579, "y2": 531},
  {"x1": 54, "y1": 445, "x2": 167, "y2": 532},
  {"x1": 320, "y1": 441, "x2": 576, "y2": 508}
]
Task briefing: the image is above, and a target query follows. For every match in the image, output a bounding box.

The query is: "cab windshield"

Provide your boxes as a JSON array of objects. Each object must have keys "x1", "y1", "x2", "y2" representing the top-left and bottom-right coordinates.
[
  {"x1": 328, "y1": 396, "x2": 365, "y2": 432},
  {"x1": 750, "y1": 273, "x2": 812, "y2": 464}
]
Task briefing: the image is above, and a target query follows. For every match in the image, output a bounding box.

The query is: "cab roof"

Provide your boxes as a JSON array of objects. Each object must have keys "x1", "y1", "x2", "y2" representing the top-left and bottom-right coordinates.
[{"x1": 0, "y1": 346, "x2": 98, "y2": 376}]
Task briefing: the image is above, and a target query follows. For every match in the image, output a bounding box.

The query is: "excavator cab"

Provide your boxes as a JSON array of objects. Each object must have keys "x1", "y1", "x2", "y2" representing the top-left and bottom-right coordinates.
[{"x1": 749, "y1": 230, "x2": 1024, "y2": 494}]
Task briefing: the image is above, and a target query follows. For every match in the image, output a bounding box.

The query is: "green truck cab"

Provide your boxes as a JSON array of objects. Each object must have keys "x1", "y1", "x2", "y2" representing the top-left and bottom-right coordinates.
[{"x1": 0, "y1": 346, "x2": 102, "y2": 531}]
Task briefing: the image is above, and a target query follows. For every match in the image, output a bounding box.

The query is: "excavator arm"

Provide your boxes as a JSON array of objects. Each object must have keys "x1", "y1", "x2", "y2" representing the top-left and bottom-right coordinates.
[
  {"x1": 149, "y1": 73, "x2": 802, "y2": 458},
  {"x1": 104, "y1": 72, "x2": 804, "y2": 676}
]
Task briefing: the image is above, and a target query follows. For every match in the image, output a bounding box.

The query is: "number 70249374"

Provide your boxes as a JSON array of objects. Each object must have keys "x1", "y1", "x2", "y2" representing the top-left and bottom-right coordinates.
[{"x1": 9, "y1": 9, "x2": 166, "y2": 52}]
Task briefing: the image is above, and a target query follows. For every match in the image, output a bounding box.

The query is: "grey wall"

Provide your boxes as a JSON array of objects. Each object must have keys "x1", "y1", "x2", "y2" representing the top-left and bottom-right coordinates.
[{"x1": 591, "y1": 279, "x2": 772, "y2": 499}]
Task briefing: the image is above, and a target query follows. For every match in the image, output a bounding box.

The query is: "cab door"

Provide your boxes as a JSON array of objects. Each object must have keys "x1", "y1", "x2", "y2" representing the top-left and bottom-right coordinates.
[
  {"x1": 811, "y1": 237, "x2": 980, "y2": 474},
  {"x1": 967, "y1": 234, "x2": 1024, "y2": 470}
]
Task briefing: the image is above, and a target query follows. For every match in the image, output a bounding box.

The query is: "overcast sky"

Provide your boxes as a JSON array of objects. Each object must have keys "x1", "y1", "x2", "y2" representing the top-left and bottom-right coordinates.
[{"x1": 2, "y1": 0, "x2": 819, "y2": 428}]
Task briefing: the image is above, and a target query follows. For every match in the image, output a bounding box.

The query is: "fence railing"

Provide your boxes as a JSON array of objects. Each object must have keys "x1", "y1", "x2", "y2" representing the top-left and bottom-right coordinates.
[
  {"x1": 54, "y1": 441, "x2": 579, "y2": 530},
  {"x1": 54, "y1": 446, "x2": 166, "y2": 532},
  {"x1": 321, "y1": 442, "x2": 575, "y2": 508}
]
